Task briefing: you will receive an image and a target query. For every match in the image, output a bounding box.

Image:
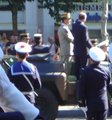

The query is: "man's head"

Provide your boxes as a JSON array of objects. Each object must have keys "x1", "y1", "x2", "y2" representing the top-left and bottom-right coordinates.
[
  {"x1": 79, "y1": 11, "x2": 87, "y2": 22},
  {"x1": 61, "y1": 12, "x2": 71, "y2": 25},
  {"x1": 88, "y1": 47, "x2": 105, "y2": 63},
  {"x1": 20, "y1": 33, "x2": 30, "y2": 43},
  {"x1": 15, "y1": 42, "x2": 32, "y2": 60},
  {"x1": 91, "y1": 39, "x2": 98, "y2": 47},
  {"x1": 34, "y1": 33, "x2": 42, "y2": 45}
]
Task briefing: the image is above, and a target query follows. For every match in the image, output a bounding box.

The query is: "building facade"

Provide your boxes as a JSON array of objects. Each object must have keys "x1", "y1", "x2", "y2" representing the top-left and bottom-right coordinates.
[
  {"x1": 0, "y1": 1, "x2": 112, "y2": 42},
  {"x1": 0, "y1": 0, "x2": 55, "y2": 43},
  {"x1": 71, "y1": 1, "x2": 112, "y2": 41}
]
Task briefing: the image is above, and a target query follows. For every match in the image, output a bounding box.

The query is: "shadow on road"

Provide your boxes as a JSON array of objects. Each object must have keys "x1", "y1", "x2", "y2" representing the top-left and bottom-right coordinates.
[
  {"x1": 56, "y1": 105, "x2": 112, "y2": 120},
  {"x1": 57, "y1": 106, "x2": 85, "y2": 119}
]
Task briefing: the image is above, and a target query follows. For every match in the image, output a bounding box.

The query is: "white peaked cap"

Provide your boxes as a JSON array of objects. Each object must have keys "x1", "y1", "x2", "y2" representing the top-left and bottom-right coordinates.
[
  {"x1": 89, "y1": 47, "x2": 105, "y2": 62},
  {"x1": 109, "y1": 43, "x2": 112, "y2": 63},
  {"x1": 20, "y1": 33, "x2": 30, "y2": 38},
  {"x1": 0, "y1": 47, "x2": 4, "y2": 61},
  {"x1": 34, "y1": 33, "x2": 42, "y2": 37},
  {"x1": 15, "y1": 42, "x2": 32, "y2": 53}
]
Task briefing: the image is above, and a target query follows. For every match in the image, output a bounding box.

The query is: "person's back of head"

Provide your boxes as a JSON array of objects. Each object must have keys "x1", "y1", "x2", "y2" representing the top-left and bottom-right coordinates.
[
  {"x1": 91, "y1": 39, "x2": 98, "y2": 47},
  {"x1": 15, "y1": 42, "x2": 32, "y2": 60},
  {"x1": 88, "y1": 47, "x2": 105, "y2": 64},
  {"x1": 34, "y1": 33, "x2": 42, "y2": 46},
  {"x1": 79, "y1": 11, "x2": 87, "y2": 22},
  {"x1": 19, "y1": 33, "x2": 30, "y2": 43}
]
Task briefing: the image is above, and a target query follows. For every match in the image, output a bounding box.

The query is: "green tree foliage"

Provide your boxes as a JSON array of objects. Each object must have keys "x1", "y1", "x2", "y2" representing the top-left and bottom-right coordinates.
[
  {"x1": 0, "y1": 0, "x2": 34, "y2": 35},
  {"x1": 0, "y1": 0, "x2": 99, "y2": 33},
  {"x1": 38, "y1": 0, "x2": 98, "y2": 21}
]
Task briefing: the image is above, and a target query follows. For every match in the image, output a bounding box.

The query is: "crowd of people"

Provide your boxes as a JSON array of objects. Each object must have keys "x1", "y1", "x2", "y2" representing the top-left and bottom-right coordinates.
[
  {"x1": 0, "y1": 28, "x2": 59, "y2": 120},
  {"x1": 0, "y1": 32, "x2": 55, "y2": 57}
]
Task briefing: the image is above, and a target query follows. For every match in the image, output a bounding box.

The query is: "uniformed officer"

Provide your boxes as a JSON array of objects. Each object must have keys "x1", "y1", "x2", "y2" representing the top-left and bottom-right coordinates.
[
  {"x1": 58, "y1": 12, "x2": 74, "y2": 62},
  {"x1": 58, "y1": 12, "x2": 74, "y2": 74},
  {"x1": 0, "y1": 47, "x2": 40, "y2": 120},
  {"x1": 7, "y1": 42, "x2": 42, "y2": 104},
  {"x1": 32, "y1": 33, "x2": 49, "y2": 53},
  {"x1": 5, "y1": 33, "x2": 31, "y2": 56},
  {"x1": 31, "y1": 33, "x2": 52, "y2": 54},
  {"x1": 19, "y1": 33, "x2": 30, "y2": 43},
  {"x1": 78, "y1": 47, "x2": 111, "y2": 120}
]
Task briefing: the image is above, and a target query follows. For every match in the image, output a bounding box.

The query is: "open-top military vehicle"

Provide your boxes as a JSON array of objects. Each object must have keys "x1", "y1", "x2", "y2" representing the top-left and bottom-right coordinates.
[
  {"x1": 2, "y1": 53, "x2": 77, "y2": 120},
  {"x1": 2, "y1": 53, "x2": 112, "y2": 120}
]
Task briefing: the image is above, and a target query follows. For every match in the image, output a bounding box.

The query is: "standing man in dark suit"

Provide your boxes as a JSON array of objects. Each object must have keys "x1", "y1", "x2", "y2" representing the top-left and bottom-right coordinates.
[
  {"x1": 78, "y1": 47, "x2": 111, "y2": 120},
  {"x1": 72, "y1": 11, "x2": 93, "y2": 80}
]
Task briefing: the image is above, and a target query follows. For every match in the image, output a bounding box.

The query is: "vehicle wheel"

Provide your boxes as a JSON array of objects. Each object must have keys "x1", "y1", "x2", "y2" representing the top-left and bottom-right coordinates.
[
  {"x1": 0, "y1": 107, "x2": 3, "y2": 112},
  {"x1": 35, "y1": 88, "x2": 58, "y2": 120}
]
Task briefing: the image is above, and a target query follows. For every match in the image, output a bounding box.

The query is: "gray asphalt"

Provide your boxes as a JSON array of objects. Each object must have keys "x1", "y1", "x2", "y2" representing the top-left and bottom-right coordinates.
[{"x1": 56, "y1": 105, "x2": 112, "y2": 120}]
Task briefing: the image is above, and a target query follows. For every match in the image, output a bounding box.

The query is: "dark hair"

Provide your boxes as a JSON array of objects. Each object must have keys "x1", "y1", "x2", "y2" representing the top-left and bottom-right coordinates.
[
  {"x1": 16, "y1": 52, "x2": 27, "y2": 59},
  {"x1": 34, "y1": 37, "x2": 41, "y2": 45},
  {"x1": 79, "y1": 11, "x2": 87, "y2": 20},
  {"x1": 89, "y1": 57, "x2": 100, "y2": 64},
  {"x1": 79, "y1": 14, "x2": 85, "y2": 20}
]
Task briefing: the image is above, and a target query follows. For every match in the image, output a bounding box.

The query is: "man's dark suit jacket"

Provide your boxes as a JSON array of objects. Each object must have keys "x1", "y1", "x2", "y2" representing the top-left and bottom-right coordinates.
[
  {"x1": 78, "y1": 63, "x2": 111, "y2": 112},
  {"x1": 72, "y1": 20, "x2": 92, "y2": 57}
]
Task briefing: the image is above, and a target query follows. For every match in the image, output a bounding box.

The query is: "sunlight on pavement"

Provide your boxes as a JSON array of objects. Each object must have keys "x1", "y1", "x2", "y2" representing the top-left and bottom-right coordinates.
[
  {"x1": 56, "y1": 105, "x2": 112, "y2": 120},
  {"x1": 58, "y1": 105, "x2": 79, "y2": 111}
]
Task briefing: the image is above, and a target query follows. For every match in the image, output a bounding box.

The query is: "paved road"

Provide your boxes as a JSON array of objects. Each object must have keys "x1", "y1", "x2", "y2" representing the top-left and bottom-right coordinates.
[{"x1": 56, "y1": 105, "x2": 112, "y2": 120}]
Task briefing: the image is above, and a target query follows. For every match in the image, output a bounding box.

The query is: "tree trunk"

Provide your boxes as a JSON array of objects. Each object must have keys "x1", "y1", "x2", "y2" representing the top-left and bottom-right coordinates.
[
  {"x1": 101, "y1": 0, "x2": 108, "y2": 41},
  {"x1": 11, "y1": 6, "x2": 18, "y2": 35}
]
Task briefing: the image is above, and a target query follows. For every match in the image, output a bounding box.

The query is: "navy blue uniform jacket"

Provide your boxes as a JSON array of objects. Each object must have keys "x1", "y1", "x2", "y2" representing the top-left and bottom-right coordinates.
[
  {"x1": 78, "y1": 63, "x2": 111, "y2": 112},
  {"x1": 72, "y1": 20, "x2": 92, "y2": 57},
  {"x1": 7, "y1": 61, "x2": 41, "y2": 92}
]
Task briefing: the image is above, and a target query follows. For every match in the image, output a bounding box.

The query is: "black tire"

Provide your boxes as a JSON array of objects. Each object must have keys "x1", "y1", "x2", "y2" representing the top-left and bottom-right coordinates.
[
  {"x1": 35, "y1": 88, "x2": 58, "y2": 120},
  {"x1": 0, "y1": 107, "x2": 3, "y2": 112}
]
